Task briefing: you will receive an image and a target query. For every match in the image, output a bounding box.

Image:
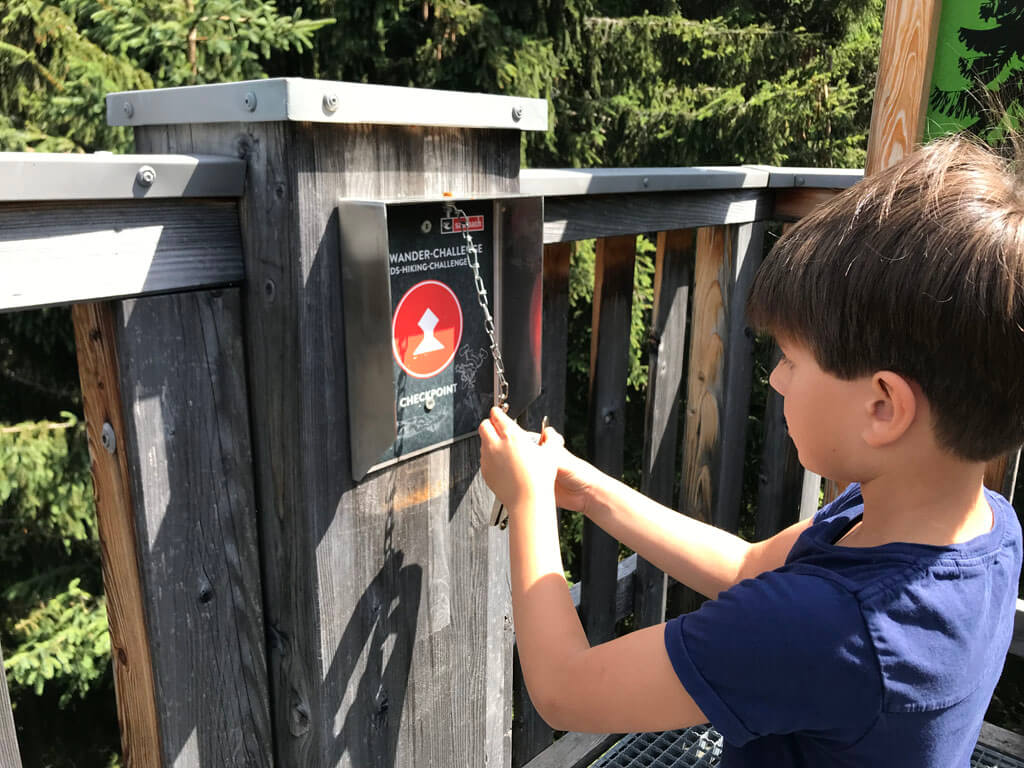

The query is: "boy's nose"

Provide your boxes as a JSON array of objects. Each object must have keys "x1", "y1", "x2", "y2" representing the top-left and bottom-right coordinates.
[{"x1": 769, "y1": 362, "x2": 786, "y2": 395}]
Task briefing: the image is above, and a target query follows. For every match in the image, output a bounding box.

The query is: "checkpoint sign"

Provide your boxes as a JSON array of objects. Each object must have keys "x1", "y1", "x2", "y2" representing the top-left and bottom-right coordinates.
[
  {"x1": 376, "y1": 200, "x2": 495, "y2": 465},
  {"x1": 392, "y1": 280, "x2": 463, "y2": 379}
]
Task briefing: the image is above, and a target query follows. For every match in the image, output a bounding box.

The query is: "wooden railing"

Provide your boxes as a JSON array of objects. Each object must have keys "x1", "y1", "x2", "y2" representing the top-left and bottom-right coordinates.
[
  {"x1": 511, "y1": 166, "x2": 1023, "y2": 768},
  {"x1": 0, "y1": 155, "x2": 1019, "y2": 767}
]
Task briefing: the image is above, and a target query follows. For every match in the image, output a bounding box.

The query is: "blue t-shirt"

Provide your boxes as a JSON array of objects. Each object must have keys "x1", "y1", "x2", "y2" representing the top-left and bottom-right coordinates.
[{"x1": 663, "y1": 483, "x2": 1022, "y2": 767}]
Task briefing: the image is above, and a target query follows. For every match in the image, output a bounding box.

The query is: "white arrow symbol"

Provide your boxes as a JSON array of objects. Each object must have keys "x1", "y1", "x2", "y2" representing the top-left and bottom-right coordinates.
[{"x1": 413, "y1": 308, "x2": 445, "y2": 356}]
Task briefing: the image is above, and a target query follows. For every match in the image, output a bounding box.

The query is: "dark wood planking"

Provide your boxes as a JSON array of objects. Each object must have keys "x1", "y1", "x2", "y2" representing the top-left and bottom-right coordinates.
[
  {"x1": 137, "y1": 121, "x2": 520, "y2": 767},
  {"x1": 755, "y1": 345, "x2": 804, "y2": 540},
  {"x1": 543, "y1": 189, "x2": 769, "y2": 244},
  {"x1": 636, "y1": 229, "x2": 694, "y2": 627},
  {"x1": 582, "y1": 235, "x2": 636, "y2": 645},
  {"x1": 0, "y1": 200, "x2": 242, "y2": 313},
  {"x1": 521, "y1": 732, "x2": 622, "y2": 768},
  {"x1": 514, "y1": 241, "x2": 571, "y2": 768},
  {"x1": 113, "y1": 290, "x2": 273, "y2": 767},
  {"x1": 0, "y1": 642, "x2": 21, "y2": 768},
  {"x1": 71, "y1": 302, "x2": 162, "y2": 768},
  {"x1": 713, "y1": 223, "x2": 766, "y2": 533}
]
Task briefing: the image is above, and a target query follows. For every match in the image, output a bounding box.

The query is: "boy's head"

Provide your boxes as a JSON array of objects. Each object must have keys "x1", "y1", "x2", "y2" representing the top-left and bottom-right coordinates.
[{"x1": 747, "y1": 135, "x2": 1024, "y2": 463}]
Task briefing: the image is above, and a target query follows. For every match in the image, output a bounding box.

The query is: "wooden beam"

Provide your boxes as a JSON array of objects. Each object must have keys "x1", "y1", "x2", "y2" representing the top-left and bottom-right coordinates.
[
  {"x1": 636, "y1": 229, "x2": 694, "y2": 627},
  {"x1": 111, "y1": 291, "x2": 273, "y2": 766},
  {"x1": 72, "y1": 302, "x2": 162, "y2": 768},
  {"x1": 582, "y1": 234, "x2": 636, "y2": 645},
  {"x1": 864, "y1": 0, "x2": 942, "y2": 174},
  {"x1": 771, "y1": 187, "x2": 843, "y2": 221},
  {"x1": 521, "y1": 732, "x2": 622, "y2": 768},
  {"x1": 543, "y1": 190, "x2": 768, "y2": 244},
  {"x1": 0, "y1": 200, "x2": 243, "y2": 313}
]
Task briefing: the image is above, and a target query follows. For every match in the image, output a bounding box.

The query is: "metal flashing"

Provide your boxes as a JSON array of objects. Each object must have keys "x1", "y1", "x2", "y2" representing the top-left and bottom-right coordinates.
[
  {"x1": 519, "y1": 166, "x2": 769, "y2": 196},
  {"x1": 108, "y1": 78, "x2": 548, "y2": 131},
  {"x1": 0, "y1": 153, "x2": 245, "y2": 201}
]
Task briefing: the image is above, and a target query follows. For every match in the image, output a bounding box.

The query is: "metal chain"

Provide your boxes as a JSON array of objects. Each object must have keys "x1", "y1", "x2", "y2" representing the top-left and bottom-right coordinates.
[{"x1": 445, "y1": 202, "x2": 510, "y2": 411}]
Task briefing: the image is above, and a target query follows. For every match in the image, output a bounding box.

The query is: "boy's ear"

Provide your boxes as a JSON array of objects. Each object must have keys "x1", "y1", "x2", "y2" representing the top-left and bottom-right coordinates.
[{"x1": 861, "y1": 371, "x2": 917, "y2": 448}]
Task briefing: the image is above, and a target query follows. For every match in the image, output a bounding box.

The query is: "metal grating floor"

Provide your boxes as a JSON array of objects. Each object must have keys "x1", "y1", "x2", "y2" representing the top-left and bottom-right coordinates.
[{"x1": 588, "y1": 726, "x2": 1024, "y2": 768}]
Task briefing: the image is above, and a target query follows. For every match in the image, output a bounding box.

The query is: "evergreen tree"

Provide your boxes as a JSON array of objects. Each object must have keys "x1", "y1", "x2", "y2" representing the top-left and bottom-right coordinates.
[{"x1": 0, "y1": 3, "x2": 332, "y2": 765}]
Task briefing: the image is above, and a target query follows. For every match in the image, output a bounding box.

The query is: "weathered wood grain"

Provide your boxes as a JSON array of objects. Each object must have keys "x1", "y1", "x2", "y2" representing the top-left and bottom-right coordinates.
[
  {"x1": 771, "y1": 187, "x2": 844, "y2": 221},
  {"x1": 112, "y1": 290, "x2": 273, "y2": 767},
  {"x1": 582, "y1": 235, "x2": 637, "y2": 645},
  {"x1": 0, "y1": 641, "x2": 21, "y2": 768},
  {"x1": 0, "y1": 200, "x2": 242, "y2": 313},
  {"x1": 136, "y1": 121, "x2": 520, "y2": 768},
  {"x1": 636, "y1": 230, "x2": 693, "y2": 627},
  {"x1": 514, "y1": 241, "x2": 571, "y2": 768},
  {"x1": 680, "y1": 224, "x2": 764, "y2": 536},
  {"x1": 521, "y1": 732, "x2": 622, "y2": 768},
  {"x1": 569, "y1": 553, "x2": 638, "y2": 624},
  {"x1": 864, "y1": 0, "x2": 941, "y2": 175},
  {"x1": 71, "y1": 302, "x2": 162, "y2": 768},
  {"x1": 755, "y1": 345, "x2": 804, "y2": 540},
  {"x1": 543, "y1": 190, "x2": 769, "y2": 244},
  {"x1": 713, "y1": 223, "x2": 764, "y2": 533}
]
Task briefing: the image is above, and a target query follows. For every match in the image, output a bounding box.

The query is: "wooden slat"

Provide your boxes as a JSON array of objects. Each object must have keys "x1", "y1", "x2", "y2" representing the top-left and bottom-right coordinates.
[
  {"x1": 569, "y1": 553, "x2": 638, "y2": 624},
  {"x1": 112, "y1": 290, "x2": 273, "y2": 766},
  {"x1": 521, "y1": 732, "x2": 622, "y2": 768},
  {"x1": 514, "y1": 241, "x2": 571, "y2": 768},
  {"x1": 582, "y1": 234, "x2": 636, "y2": 645},
  {"x1": 714, "y1": 223, "x2": 765, "y2": 533},
  {"x1": 771, "y1": 187, "x2": 843, "y2": 221},
  {"x1": 979, "y1": 721, "x2": 1024, "y2": 758},
  {"x1": 0, "y1": 200, "x2": 242, "y2": 313},
  {"x1": 755, "y1": 345, "x2": 803, "y2": 540},
  {"x1": 137, "y1": 121, "x2": 522, "y2": 768},
  {"x1": 543, "y1": 189, "x2": 769, "y2": 244},
  {"x1": 72, "y1": 302, "x2": 162, "y2": 768},
  {"x1": 0, "y1": 641, "x2": 21, "y2": 768},
  {"x1": 636, "y1": 229, "x2": 694, "y2": 627}
]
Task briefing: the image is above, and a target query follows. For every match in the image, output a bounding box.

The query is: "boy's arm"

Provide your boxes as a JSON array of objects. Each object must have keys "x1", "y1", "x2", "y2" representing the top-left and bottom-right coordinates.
[
  {"x1": 558, "y1": 450, "x2": 813, "y2": 597},
  {"x1": 479, "y1": 410, "x2": 708, "y2": 733}
]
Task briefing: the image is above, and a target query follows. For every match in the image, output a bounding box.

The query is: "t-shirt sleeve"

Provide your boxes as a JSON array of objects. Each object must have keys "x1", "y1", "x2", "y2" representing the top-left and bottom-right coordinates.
[{"x1": 663, "y1": 570, "x2": 881, "y2": 746}]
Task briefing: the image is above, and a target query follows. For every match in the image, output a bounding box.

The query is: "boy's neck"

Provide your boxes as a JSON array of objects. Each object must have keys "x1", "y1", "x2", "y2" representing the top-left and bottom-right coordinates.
[{"x1": 843, "y1": 459, "x2": 991, "y2": 548}]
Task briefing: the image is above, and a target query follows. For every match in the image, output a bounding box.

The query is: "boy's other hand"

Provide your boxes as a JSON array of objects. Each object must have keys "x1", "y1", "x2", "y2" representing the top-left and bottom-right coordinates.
[{"x1": 479, "y1": 408, "x2": 560, "y2": 510}]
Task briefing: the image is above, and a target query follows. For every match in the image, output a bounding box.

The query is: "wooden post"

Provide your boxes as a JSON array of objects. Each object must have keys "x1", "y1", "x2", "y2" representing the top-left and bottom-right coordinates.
[
  {"x1": 582, "y1": 234, "x2": 636, "y2": 645},
  {"x1": 72, "y1": 302, "x2": 163, "y2": 767},
  {"x1": 755, "y1": 345, "x2": 804, "y2": 539},
  {"x1": 123, "y1": 81, "x2": 545, "y2": 768},
  {"x1": 865, "y1": 0, "x2": 942, "y2": 174},
  {"x1": 636, "y1": 230, "x2": 693, "y2": 627},
  {"x1": 0, "y1": 641, "x2": 21, "y2": 768}
]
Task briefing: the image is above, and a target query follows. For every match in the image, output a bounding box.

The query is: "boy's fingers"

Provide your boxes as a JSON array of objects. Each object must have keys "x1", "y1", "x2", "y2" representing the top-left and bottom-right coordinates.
[
  {"x1": 478, "y1": 418, "x2": 499, "y2": 446},
  {"x1": 489, "y1": 406, "x2": 518, "y2": 439}
]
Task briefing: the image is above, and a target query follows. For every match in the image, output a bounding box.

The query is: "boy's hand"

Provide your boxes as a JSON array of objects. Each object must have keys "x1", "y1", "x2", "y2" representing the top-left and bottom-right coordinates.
[{"x1": 479, "y1": 408, "x2": 561, "y2": 510}]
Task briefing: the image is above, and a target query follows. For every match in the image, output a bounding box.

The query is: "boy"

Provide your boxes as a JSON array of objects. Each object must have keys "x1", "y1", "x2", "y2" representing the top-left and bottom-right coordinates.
[{"x1": 479, "y1": 135, "x2": 1023, "y2": 766}]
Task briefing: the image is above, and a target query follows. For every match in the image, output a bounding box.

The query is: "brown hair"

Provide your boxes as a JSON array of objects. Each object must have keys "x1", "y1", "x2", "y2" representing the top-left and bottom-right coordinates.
[{"x1": 747, "y1": 135, "x2": 1024, "y2": 462}]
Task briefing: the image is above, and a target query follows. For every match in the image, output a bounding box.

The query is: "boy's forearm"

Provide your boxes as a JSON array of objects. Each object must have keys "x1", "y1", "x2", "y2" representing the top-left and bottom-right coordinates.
[
  {"x1": 585, "y1": 472, "x2": 754, "y2": 597},
  {"x1": 508, "y1": 489, "x2": 590, "y2": 719}
]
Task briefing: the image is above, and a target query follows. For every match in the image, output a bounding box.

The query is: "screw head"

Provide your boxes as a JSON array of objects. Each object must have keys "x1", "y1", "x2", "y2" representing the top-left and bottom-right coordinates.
[
  {"x1": 323, "y1": 93, "x2": 339, "y2": 113},
  {"x1": 101, "y1": 422, "x2": 116, "y2": 454},
  {"x1": 642, "y1": 176, "x2": 650, "y2": 188},
  {"x1": 244, "y1": 91, "x2": 258, "y2": 112},
  {"x1": 122, "y1": 101, "x2": 134, "y2": 119},
  {"x1": 511, "y1": 105, "x2": 523, "y2": 122},
  {"x1": 420, "y1": 219, "x2": 432, "y2": 234},
  {"x1": 136, "y1": 165, "x2": 156, "y2": 187},
  {"x1": 424, "y1": 395, "x2": 436, "y2": 412}
]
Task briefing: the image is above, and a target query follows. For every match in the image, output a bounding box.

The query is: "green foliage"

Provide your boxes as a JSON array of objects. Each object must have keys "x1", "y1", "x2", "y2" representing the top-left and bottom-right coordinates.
[
  {"x1": 5, "y1": 579, "x2": 109, "y2": 706},
  {"x1": 0, "y1": 0, "x2": 333, "y2": 152}
]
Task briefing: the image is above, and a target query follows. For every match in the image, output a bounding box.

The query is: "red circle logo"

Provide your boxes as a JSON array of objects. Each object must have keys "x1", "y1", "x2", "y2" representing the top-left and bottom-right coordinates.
[{"x1": 392, "y1": 280, "x2": 463, "y2": 379}]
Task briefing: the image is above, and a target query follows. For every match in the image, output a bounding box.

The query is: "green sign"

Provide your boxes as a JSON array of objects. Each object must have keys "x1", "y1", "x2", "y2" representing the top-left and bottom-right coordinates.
[{"x1": 925, "y1": 0, "x2": 1024, "y2": 142}]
